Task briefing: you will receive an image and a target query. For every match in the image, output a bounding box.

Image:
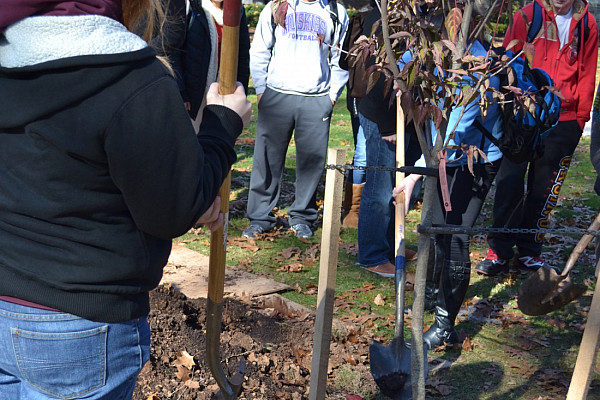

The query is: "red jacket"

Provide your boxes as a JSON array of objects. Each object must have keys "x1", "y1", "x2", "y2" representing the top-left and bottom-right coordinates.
[{"x1": 503, "y1": 0, "x2": 598, "y2": 129}]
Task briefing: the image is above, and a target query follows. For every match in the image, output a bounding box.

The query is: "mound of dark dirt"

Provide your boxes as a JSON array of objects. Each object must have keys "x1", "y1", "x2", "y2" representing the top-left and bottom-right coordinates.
[{"x1": 133, "y1": 285, "x2": 376, "y2": 400}]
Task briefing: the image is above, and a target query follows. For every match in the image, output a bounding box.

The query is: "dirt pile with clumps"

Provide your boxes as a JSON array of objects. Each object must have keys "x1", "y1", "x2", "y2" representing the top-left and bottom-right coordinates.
[{"x1": 133, "y1": 285, "x2": 376, "y2": 400}]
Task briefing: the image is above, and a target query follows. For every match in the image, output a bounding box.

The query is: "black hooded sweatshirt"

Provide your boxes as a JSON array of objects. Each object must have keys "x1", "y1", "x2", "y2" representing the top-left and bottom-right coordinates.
[{"x1": 0, "y1": 15, "x2": 242, "y2": 322}]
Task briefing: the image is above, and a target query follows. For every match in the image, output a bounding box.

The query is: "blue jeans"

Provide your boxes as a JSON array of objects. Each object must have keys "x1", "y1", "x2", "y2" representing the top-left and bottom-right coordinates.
[
  {"x1": 0, "y1": 300, "x2": 150, "y2": 400},
  {"x1": 358, "y1": 113, "x2": 396, "y2": 267},
  {"x1": 352, "y1": 126, "x2": 367, "y2": 184}
]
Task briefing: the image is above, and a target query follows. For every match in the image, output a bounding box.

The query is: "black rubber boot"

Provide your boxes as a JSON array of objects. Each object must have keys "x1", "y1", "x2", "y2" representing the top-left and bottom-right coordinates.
[
  {"x1": 423, "y1": 261, "x2": 471, "y2": 349},
  {"x1": 424, "y1": 236, "x2": 444, "y2": 311}
]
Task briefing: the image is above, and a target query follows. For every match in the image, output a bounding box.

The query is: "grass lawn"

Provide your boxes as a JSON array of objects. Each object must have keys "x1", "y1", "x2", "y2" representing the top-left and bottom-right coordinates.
[{"x1": 176, "y1": 83, "x2": 600, "y2": 399}]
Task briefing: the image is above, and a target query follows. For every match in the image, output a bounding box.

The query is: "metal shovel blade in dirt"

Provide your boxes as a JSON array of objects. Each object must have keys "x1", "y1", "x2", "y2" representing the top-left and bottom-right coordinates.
[
  {"x1": 517, "y1": 212, "x2": 600, "y2": 316},
  {"x1": 369, "y1": 191, "x2": 413, "y2": 399},
  {"x1": 369, "y1": 103, "x2": 415, "y2": 399}
]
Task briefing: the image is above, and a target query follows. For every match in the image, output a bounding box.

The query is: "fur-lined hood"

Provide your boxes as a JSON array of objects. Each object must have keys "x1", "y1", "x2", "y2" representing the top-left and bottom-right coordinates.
[
  {"x1": 0, "y1": 15, "x2": 156, "y2": 130},
  {"x1": 0, "y1": 15, "x2": 146, "y2": 68}
]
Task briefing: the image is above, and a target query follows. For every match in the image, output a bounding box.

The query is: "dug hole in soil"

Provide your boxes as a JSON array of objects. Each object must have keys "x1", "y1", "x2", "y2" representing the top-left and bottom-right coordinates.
[{"x1": 133, "y1": 285, "x2": 378, "y2": 399}]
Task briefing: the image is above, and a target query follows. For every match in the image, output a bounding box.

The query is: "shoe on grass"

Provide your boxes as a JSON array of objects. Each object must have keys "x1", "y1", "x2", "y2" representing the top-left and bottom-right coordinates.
[
  {"x1": 514, "y1": 255, "x2": 560, "y2": 273},
  {"x1": 242, "y1": 224, "x2": 264, "y2": 239},
  {"x1": 475, "y1": 247, "x2": 508, "y2": 276},
  {"x1": 291, "y1": 223, "x2": 313, "y2": 238},
  {"x1": 363, "y1": 262, "x2": 395, "y2": 278}
]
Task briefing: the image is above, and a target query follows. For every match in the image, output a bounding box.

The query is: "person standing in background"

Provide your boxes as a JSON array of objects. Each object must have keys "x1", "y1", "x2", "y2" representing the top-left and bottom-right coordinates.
[
  {"x1": 242, "y1": 0, "x2": 349, "y2": 239},
  {"x1": 476, "y1": 0, "x2": 598, "y2": 276}
]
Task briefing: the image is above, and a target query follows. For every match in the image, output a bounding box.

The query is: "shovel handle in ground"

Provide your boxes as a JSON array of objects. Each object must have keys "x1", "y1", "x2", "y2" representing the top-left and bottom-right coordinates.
[
  {"x1": 394, "y1": 100, "x2": 406, "y2": 339},
  {"x1": 206, "y1": 0, "x2": 245, "y2": 398},
  {"x1": 560, "y1": 211, "x2": 600, "y2": 278},
  {"x1": 536, "y1": 211, "x2": 600, "y2": 307}
]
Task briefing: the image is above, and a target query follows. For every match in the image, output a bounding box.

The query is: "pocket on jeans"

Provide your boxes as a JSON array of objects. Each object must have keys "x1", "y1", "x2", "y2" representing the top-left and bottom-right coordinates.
[{"x1": 11, "y1": 325, "x2": 107, "y2": 399}]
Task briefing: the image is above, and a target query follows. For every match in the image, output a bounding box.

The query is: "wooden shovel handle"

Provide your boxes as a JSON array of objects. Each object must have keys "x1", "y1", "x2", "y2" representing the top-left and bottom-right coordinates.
[
  {"x1": 207, "y1": 0, "x2": 242, "y2": 304},
  {"x1": 562, "y1": 211, "x2": 600, "y2": 277},
  {"x1": 394, "y1": 99, "x2": 406, "y2": 338}
]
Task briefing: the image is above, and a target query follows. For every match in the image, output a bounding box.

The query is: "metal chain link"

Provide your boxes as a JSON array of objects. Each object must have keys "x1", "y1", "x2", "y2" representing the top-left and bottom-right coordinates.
[
  {"x1": 324, "y1": 163, "x2": 600, "y2": 238},
  {"x1": 325, "y1": 163, "x2": 402, "y2": 173},
  {"x1": 417, "y1": 225, "x2": 600, "y2": 237}
]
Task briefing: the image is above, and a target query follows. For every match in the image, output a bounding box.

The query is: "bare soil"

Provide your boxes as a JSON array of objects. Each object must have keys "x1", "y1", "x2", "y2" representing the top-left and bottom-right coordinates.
[{"x1": 133, "y1": 285, "x2": 377, "y2": 400}]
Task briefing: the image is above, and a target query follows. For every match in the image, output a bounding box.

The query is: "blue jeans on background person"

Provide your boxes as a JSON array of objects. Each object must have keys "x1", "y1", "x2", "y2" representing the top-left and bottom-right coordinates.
[
  {"x1": 358, "y1": 113, "x2": 396, "y2": 267},
  {"x1": 353, "y1": 126, "x2": 367, "y2": 184},
  {"x1": 0, "y1": 300, "x2": 150, "y2": 399}
]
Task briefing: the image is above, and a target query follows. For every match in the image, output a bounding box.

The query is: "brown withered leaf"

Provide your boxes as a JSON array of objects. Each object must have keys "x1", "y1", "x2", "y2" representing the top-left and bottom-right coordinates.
[
  {"x1": 316, "y1": 33, "x2": 325, "y2": 47},
  {"x1": 184, "y1": 380, "x2": 200, "y2": 389},
  {"x1": 175, "y1": 350, "x2": 196, "y2": 370},
  {"x1": 175, "y1": 365, "x2": 191, "y2": 382},
  {"x1": 271, "y1": 0, "x2": 289, "y2": 29},
  {"x1": 279, "y1": 246, "x2": 301, "y2": 259},
  {"x1": 276, "y1": 262, "x2": 303, "y2": 272},
  {"x1": 426, "y1": 375, "x2": 453, "y2": 396},
  {"x1": 228, "y1": 238, "x2": 259, "y2": 252},
  {"x1": 339, "y1": 242, "x2": 358, "y2": 256},
  {"x1": 445, "y1": 8, "x2": 462, "y2": 42},
  {"x1": 373, "y1": 293, "x2": 386, "y2": 306},
  {"x1": 523, "y1": 42, "x2": 536, "y2": 66},
  {"x1": 304, "y1": 283, "x2": 318, "y2": 295},
  {"x1": 462, "y1": 335, "x2": 473, "y2": 351},
  {"x1": 346, "y1": 394, "x2": 365, "y2": 400}
]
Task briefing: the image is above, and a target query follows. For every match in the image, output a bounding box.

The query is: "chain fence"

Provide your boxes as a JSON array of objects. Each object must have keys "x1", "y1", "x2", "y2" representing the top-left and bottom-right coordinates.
[{"x1": 325, "y1": 163, "x2": 600, "y2": 238}]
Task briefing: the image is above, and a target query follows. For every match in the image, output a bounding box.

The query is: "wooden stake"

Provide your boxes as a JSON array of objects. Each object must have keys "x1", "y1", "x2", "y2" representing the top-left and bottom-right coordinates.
[
  {"x1": 566, "y1": 276, "x2": 600, "y2": 399},
  {"x1": 308, "y1": 148, "x2": 345, "y2": 400}
]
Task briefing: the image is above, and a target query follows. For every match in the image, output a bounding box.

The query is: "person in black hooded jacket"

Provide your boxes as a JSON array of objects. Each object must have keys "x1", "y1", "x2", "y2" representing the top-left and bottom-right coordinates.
[{"x1": 0, "y1": 0, "x2": 251, "y2": 398}]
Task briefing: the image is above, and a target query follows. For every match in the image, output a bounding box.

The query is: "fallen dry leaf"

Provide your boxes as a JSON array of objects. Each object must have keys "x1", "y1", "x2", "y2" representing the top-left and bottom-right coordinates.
[
  {"x1": 277, "y1": 263, "x2": 304, "y2": 272},
  {"x1": 184, "y1": 380, "x2": 200, "y2": 389},
  {"x1": 175, "y1": 350, "x2": 196, "y2": 370},
  {"x1": 175, "y1": 365, "x2": 191, "y2": 382},
  {"x1": 373, "y1": 293, "x2": 386, "y2": 306},
  {"x1": 346, "y1": 394, "x2": 364, "y2": 400}
]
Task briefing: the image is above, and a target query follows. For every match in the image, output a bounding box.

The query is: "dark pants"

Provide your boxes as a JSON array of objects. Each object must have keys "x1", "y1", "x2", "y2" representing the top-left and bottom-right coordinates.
[
  {"x1": 434, "y1": 162, "x2": 500, "y2": 263},
  {"x1": 488, "y1": 121, "x2": 582, "y2": 259},
  {"x1": 246, "y1": 88, "x2": 333, "y2": 229}
]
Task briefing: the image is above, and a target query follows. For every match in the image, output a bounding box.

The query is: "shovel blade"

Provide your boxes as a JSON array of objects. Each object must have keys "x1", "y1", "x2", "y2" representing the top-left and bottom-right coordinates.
[
  {"x1": 213, "y1": 361, "x2": 245, "y2": 400},
  {"x1": 370, "y1": 337, "x2": 413, "y2": 399},
  {"x1": 518, "y1": 267, "x2": 586, "y2": 316}
]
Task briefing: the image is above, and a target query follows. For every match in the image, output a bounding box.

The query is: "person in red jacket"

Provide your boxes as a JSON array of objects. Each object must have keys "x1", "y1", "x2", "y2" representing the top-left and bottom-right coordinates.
[{"x1": 476, "y1": 0, "x2": 598, "y2": 276}]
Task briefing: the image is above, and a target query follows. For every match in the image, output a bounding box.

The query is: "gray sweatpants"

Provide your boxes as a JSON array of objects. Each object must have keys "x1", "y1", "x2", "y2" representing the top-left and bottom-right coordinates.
[{"x1": 246, "y1": 88, "x2": 333, "y2": 230}]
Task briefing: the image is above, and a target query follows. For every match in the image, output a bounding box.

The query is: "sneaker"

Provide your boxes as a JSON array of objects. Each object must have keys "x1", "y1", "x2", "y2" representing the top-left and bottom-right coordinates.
[
  {"x1": 475, "y1": 247, "x2": 509, "y2": 276},
  {"x1": 242, "y1": 224, "x2": 264, "y2": 239},
  {"x1": 363, "y1": 262, "x2": 395, "y2": 278},
  {"x1": 514, "y1": 255, "x2": 561, "y2": 273},
  {"x1": 291, "y1": 223, "x2": 313, "y2": 238}
]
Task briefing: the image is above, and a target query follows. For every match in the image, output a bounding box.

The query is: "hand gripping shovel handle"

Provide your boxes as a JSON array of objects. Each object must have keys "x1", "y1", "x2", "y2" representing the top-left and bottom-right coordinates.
[
  {"x1": 394, "y1": 100, "x2": 406, "y2": 339},
  {"x1": 206, "y1": 0, "x2": 245, "y2": 398}
]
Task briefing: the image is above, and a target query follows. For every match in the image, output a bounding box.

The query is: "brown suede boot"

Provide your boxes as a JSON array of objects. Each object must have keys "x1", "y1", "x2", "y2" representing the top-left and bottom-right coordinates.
[{"x1": 342, "y1": 183, "x2": 364, "y2": 228}]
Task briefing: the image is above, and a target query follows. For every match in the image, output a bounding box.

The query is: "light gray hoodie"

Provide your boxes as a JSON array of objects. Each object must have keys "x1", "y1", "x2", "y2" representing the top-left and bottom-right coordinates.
[{"x1": 250, "y1": 0, "x2": 349, "y2": 102}]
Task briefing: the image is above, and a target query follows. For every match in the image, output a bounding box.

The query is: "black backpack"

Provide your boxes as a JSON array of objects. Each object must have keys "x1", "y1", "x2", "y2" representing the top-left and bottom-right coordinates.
[{"x1": 475, "y1": 49, "x2": 561, "y2": 164}]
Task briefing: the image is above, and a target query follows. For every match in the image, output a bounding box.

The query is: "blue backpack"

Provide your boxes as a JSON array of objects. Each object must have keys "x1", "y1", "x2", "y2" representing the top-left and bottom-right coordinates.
[{"x1": 475, "y1": 50, "x2": 561, "y2": 163}]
